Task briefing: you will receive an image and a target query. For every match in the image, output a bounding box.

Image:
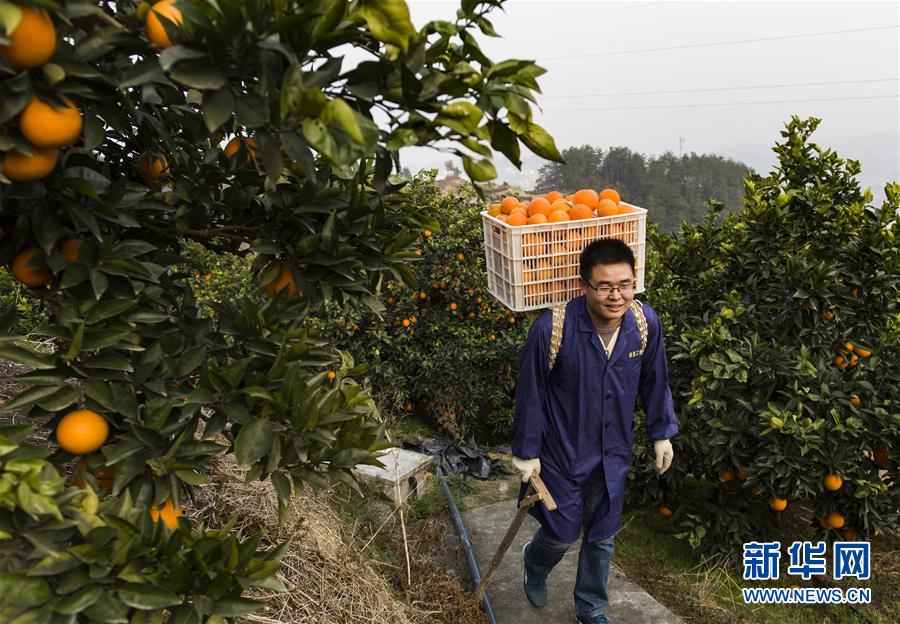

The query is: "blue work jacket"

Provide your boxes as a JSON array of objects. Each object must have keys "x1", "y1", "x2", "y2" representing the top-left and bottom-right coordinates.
[{"x1": 511, "y1": 296, "x2": 678, "y2": 543}]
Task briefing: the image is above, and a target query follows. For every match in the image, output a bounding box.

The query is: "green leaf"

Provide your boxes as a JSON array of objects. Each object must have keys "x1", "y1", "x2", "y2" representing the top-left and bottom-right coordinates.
[
  {"x1": 321, "y1": 99, "x2": 363, "y2": 144},
  {"x1": 119, "y1": 58, "x2": 164, "y2": 88},
  {"x1": 255, "y1": 132, "x2": 283, "y2": 187},
  {"x1": 234, "y1": 91, "x2": 269, "y2": 128},
  {"x1": 202, "y1": 88, "x2": 234, "y2": 133},
  {"x1": 210, "y1": 597, "x2": 261, "y2": 617},
  {"x1": 356, "y1": 0, "x2": 415, "y2": 53},
  {"x1": 3, "y1": 385, "x2": 61, "y2": 411},
  {"x1": 28, "y1": 553, "x2": 82, "y2": 576},
  {"x1": 17, "y1": 482, "x2": 62, "y2": 520},
  {"x1": 514, "y1": 117, "x2": 563, "y2": 162},
  {"x1": 52, "y1": 584, "x2": 102, "y2": 614},
  {"x1": 0, "y1": 344, "x2": 55, "y2": 369},
  {"x1": 169, "y1": 61, "x2": 226, "y2": 90},
  {"x1": 32, "y1": 205, "x2": 61, "y2": 255},
  {"x1": 116, "y1": 583, "x2": 181, "y2": 610},
  {"x1": 0, "y1": 573, "x2": 52, "y2": 608},
  {"x1": 270, "y1": 471, "x2": 292, "y2": 507},
  {"x1": 462, "y1": 156, "x2": 496, "y2": 182},
  {"x1": 35, "y1": 385, "x2": 79, "y2": 412},
  {"x1": 174, "y1": 470, "x2": 209, "y2": 485},
  {"x1": 234, "y1": 418, "x2": 274, "y2": 468},
  {"x1": 158, "y1": 45, "x2": 207, "y2": 72},
  {"x1": 64, "y1": 322, "x2": 85, "y2": 361}
]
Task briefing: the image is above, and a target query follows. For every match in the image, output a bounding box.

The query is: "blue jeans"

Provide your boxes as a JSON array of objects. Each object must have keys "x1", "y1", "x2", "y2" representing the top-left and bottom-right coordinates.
[{"x1": 523, "y1": 468, "x2": 615, "y2": 623}]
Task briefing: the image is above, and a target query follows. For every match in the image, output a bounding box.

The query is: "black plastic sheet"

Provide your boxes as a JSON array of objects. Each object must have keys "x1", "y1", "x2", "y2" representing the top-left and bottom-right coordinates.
[{"x1": 401, "y1": 438, "x2": 511, "y2": 480}]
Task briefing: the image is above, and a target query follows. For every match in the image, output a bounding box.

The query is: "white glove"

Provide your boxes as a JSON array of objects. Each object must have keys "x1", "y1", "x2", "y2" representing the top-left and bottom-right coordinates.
[
  {"x1": 511, "y1": 456, "x2": 541, "y2": 483},
  {"x1": 654, "y1": 439, "x2": 674, "y2": 474}
]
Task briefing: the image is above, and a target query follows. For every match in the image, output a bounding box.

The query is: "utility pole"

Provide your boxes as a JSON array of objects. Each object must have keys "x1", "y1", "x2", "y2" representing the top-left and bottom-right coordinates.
[{"x1": 678, "y1": 136, "x2": 685, "y2": 157}]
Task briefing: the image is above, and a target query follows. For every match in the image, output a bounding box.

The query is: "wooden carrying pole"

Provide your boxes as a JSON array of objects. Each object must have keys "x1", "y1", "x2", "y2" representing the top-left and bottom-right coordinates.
[{"x1": 472, "y1": 471, "x2": 557, "y2": 603}]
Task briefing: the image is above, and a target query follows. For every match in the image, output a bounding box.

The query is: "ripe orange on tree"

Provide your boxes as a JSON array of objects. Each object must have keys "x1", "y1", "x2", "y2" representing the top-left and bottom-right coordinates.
[
  {"x1": 263, "y1": 265, "x2": 298, "y2": 298},
  {"x1": 849, "y1": 394, "x2": 860, "y2": 406},
  {"x1": 224, "y1": 136, "x2": 259, "y2": 165},
  {"x1": 659, "y1": 505, "x2": 673, "y2": 517},
  {"x1": 56, "y1": 409, "x2": 109, "y2": 455},
  {"x1": 146, "y1": 0, "x2": 184, "y2": 49},
  {"x1": 0, "y1": 4, "x2": 56, "y2": 70},
  {"x1": 823, "y1": 512, "x2": 845, "y2": 529},
  {"x1": 10, "y1": 247, "x2": 52, "y2": 287},
  {"x1": 833, "y1": 355, "x2": 848, "y2": 369},
  {"x1": 59, "y1": 239, "x2": 82, "y2": 263},
  {"x1": 737, "y1": 468, "x2": 748, "y2": 480},
  {"x1": 149, "y1": 498, "x2": 183, "y2": 529},
  {"x1": 72, "y1": 454, "x2": 115, "y2": 490},
  {"x1": 823, "y1": 473, "x2": 842, "y2": 491},
  {"x1": 768, "y1": 497, "x2": 788, "y2": 511},
  {"x1": 137, "y1": 151, "x2": 169, "y2": 185},
  {"x1": 326, "y1": 371, "x2": 336, "y2": 380},
  {"x1": 19, "y1": 95, "x2": 83, "y2": 148},
  {"x1": 572, "y1": 189, "x2": 599, "y2": 208},
  {"x1": 822, "y1": 309, "x2": 835, "y2": 320},
  {"x1": 598, "y1": 188, "x2": 620, "y2": 204},
  {"x1": 1, "y1": 148, "x2": 58, "y2": 181},
  {"x1": 852, "y1": 344, "x2": 872, "y2": 357},
  {"x1": 872, "y1": 448, "x2": 890, "y2": 466},
  {"x1": 720, "y1": 469, "x2": 734, "y2": 482}
]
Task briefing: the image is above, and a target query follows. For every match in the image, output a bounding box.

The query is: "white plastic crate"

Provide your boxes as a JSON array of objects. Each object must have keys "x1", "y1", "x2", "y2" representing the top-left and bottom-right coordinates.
[{"x1": 482, "y1": 204, "x2": 647, "y2": 312}]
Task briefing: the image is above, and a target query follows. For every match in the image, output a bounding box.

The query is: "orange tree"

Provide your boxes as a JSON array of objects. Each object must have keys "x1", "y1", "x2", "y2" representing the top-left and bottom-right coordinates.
[
  {"x1": 312, "y1": 169, "x2": 526, "y2": 441},
  {"x1": 0, "y1": 0, "x2": 561, "y2": 620},
  {"x1": 631, "y1": 116, "x2": 899, "y2": 557}
]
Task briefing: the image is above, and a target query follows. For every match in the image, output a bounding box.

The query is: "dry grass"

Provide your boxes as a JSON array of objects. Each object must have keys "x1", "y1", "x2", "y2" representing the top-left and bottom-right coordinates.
[{"x1": 189, "y1": 456, "x2": 421, "y2": 624}]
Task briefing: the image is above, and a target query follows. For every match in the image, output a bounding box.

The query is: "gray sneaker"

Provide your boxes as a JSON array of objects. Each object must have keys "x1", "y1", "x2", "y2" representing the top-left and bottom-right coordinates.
[{"x1": 522, "y1": 541, "x2": 547, "y2": 608}]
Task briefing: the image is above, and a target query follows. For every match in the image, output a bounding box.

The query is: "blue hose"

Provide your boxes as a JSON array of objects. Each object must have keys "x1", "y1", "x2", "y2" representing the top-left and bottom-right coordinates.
[{"x1": 437, "y1": 468, "x2": 498, "y2": 624}]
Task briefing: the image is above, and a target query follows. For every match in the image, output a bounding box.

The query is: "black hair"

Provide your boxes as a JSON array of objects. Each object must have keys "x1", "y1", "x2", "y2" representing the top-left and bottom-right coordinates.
[{"x1": 579, "y1": 238, "x2": 635, "y2": 282}]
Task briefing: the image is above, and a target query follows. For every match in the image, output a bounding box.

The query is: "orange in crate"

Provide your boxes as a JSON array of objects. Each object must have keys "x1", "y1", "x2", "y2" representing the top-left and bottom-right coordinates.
[
  {"x1": 545, "y1": 190, "x2": 564, "y2": 203},
  {"x1": 528, "y1": 196, "x2": 553, "y2": 217},
  {"x1": 522, "y1": 231, "x2": 547, "y2": 257},
  {"x1": 597, "y1": 198, "x2": 618, "y2": 217}
]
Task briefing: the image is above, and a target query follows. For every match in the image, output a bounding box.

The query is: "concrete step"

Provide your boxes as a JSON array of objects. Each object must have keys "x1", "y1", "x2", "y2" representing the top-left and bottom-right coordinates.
[{"x1": 462, "y1": 500, "x2": 683, "y2": 624}]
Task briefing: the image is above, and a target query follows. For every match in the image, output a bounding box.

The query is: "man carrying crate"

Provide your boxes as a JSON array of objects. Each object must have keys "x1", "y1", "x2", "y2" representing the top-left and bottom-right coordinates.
[{"x1": 510, "y1": 238, "x2": 678, "y2": 624}]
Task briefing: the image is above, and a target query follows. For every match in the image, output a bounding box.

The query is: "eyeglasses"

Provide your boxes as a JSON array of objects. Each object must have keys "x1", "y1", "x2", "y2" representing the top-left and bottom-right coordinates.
[{"x1": 583, "y1": 280, "x2": 635, "y2": 297}]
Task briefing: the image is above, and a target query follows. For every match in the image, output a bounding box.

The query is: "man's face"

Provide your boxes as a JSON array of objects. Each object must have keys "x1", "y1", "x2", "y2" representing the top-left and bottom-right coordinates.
[{"x1": 581, "y1": 262, "x2": 636, "y2": 323}]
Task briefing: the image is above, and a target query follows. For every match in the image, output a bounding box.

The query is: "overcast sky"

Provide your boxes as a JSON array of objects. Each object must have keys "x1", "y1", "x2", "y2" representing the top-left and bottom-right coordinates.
[{"x1": 401, "y1": 0, "x2": 899, "y2": 198}]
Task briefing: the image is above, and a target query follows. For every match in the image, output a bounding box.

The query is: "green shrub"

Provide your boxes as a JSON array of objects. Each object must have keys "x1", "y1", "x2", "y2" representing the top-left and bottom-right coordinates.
[{"x1": 630, "y1": 117, "x2": 900, "y2": 557}]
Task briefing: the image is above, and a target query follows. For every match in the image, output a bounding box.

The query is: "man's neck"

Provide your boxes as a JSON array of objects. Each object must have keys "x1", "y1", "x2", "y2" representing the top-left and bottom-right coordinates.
[{"x1": 587, "y1": 306, "x2": 623, "y2": 330}]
